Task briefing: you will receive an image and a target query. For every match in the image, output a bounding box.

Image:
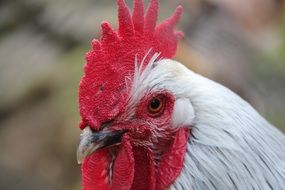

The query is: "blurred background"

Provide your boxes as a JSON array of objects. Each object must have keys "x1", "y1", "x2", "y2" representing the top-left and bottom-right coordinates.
[{"x1": 0, "y1": 0, "x2": 285, "y2": 189}]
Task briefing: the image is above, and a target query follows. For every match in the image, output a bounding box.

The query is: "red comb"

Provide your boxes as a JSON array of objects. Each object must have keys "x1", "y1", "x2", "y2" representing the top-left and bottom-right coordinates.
[{"x1": 79, "y1": 0, "x2": 183, "y2": 130}]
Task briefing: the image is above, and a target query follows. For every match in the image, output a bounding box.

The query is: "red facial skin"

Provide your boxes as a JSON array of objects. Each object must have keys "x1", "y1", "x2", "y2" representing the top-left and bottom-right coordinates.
[{"x1": 81, "y1": 92, "x2": 190, "y2": 190}]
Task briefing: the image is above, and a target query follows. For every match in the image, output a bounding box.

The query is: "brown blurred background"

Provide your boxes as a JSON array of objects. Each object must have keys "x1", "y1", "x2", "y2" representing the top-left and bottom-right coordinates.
[{"x1": 0, "y1": 0, "x2": 285, "y2": 189}]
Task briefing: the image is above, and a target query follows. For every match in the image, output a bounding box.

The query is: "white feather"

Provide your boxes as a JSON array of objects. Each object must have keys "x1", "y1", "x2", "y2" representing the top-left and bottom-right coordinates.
[{"x1": 130, "y1": 57, "x2": 285, "y2": 189}]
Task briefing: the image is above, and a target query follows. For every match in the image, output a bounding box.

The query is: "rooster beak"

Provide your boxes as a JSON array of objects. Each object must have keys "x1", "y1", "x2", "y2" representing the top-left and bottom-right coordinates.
[{"x1": 77, "y1": 126, "x2": 123, "y2": 164}]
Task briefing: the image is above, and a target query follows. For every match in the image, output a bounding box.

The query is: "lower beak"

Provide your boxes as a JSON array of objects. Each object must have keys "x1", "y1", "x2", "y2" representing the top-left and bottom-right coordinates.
[{"x1": 77, "y1": 127, "x2": 123, "y2": 164}]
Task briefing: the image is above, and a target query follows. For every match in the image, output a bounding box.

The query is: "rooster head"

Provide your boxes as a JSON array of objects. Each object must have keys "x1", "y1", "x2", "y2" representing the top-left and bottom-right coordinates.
[{"x1": 77, "y1": 1, "x2": 191, "y2": 189}]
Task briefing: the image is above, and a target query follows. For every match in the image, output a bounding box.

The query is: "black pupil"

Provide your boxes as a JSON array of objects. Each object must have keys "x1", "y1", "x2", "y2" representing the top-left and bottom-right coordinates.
[{"x1": 150, "y1": 98, "x2": 161, "y2": 110}]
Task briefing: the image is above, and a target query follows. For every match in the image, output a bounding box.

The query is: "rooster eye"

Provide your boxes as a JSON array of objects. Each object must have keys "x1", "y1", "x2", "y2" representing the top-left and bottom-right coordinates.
[{"x1": 147, "y1": 96, "x2": 164, "y2": 116}]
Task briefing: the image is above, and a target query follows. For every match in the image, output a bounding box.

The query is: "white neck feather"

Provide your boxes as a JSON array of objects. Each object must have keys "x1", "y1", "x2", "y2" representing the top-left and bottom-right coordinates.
[{"x1": 144, "y1": 59, "x2": 285, "y2": 190}]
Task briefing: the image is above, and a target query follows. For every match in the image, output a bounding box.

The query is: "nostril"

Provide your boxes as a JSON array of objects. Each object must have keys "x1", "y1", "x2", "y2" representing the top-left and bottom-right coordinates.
[{"x1": 100, "y1": 119, "x2": 115, "y2": 130}]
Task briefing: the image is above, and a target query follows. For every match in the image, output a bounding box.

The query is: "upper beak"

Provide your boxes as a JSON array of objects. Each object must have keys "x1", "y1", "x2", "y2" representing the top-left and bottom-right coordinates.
[{"x1": 77, "y1": 126, "x2": 123, "y2": 164}]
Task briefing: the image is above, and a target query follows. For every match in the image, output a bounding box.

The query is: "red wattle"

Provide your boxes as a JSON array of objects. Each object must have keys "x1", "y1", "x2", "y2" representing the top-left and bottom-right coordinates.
[
  {"x1": 111, "y1": 135, "x2": 135, "y2": 190},
  {"x1": 157, "y1": 128, "x2": 190, "y2": 189},
  {"x1": 82, "y1": 149, "x2": 110, "y2": 190},
  {"x1": 82, "y1": 128, "x2": 190, "y2": 190},
  {"x1": 131, "y1": 146, "x2": 156, "y2": 190},
  {"x1": 111, "y1": 133, "x2": 156, "y2": 190}
]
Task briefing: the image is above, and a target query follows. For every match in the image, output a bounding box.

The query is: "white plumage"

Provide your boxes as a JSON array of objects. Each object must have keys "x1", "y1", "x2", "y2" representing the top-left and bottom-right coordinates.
[{"x1": 133, "y1": 57, "x2": 285, "y2": 189}]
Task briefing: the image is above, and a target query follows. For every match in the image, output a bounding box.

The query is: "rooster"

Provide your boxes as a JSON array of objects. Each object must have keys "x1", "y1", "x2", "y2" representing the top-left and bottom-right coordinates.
[{"x1": 76, "y1": 0, "x2": 285, "y2": 189}]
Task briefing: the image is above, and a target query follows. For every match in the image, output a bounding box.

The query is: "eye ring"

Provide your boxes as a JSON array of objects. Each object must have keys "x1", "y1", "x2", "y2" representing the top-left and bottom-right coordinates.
[{"x1": 147, "y1": 95, "x2": 165, "y2": 116}]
